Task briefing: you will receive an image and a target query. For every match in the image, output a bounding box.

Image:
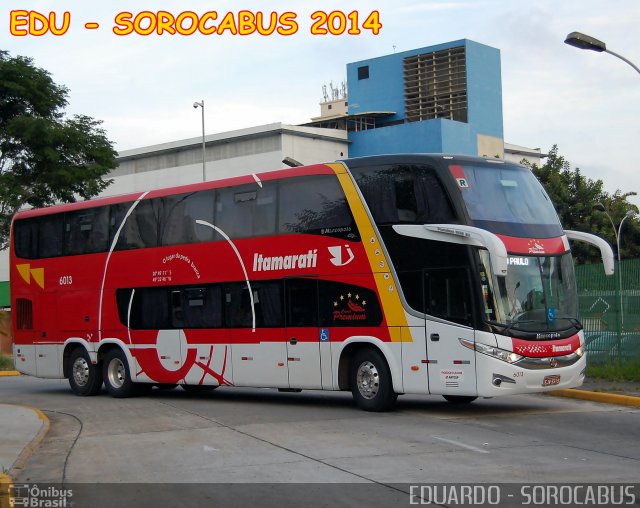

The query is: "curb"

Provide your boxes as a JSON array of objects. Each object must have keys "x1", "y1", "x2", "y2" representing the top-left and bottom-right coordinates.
[
  {"x1": 0, "y1": 371, "x2": 20, "y2": 377},
  {"x1": 9, "y1": 406, "x2": 50, "y2": 478},
  {"x1": 548, "y1": 389, "x2": 640, "y2": 408}
]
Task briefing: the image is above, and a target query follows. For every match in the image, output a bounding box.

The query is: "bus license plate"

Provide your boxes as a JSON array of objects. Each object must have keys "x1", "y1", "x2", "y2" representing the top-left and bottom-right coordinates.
[{"x1": 543, "y1": 375, "x2": 561, "y2": 387}]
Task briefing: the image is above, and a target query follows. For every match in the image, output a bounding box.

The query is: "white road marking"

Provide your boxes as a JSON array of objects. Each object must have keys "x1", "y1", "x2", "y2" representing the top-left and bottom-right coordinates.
[{"x1": 432, "y1": 436, "x2": 490, "y2": 454}]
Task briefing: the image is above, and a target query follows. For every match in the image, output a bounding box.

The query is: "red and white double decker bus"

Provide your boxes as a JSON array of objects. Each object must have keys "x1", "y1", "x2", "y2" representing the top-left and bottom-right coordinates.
[{"x1": 10, "y1": 154, "x2": 613, "y2": 411}]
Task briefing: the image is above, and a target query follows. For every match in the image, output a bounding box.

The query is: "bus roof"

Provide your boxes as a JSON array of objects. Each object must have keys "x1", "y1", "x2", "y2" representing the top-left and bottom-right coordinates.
[{"x1": 13, "y1": 163, "x2": 337, "y2": 220}]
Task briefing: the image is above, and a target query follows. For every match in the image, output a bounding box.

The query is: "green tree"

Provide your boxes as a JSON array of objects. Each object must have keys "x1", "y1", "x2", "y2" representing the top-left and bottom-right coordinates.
[
  {"x1": 0, "y1": 50, "x2": 116, "y2": 249},
  {"x1": 523, "y1": 145, "x2": 639, "y2": 263}
]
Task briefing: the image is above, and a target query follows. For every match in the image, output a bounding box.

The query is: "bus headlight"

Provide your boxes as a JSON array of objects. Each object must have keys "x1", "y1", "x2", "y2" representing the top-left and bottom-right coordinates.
[
  {"x1": 575, "y1": 346, "x2": 584, "y2": 358},
  {"x1": 459, "y1": 338, "x2": 524, "y2": 364}
]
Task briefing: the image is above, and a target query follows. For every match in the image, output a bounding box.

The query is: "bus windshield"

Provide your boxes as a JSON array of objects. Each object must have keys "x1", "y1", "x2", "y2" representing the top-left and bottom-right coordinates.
[
  {"x1": 479, "y1": 251, "x2": 578, "y2": 333},
  {"x1": 457, "y1": 163, "x2": 563, "y2": 238}
]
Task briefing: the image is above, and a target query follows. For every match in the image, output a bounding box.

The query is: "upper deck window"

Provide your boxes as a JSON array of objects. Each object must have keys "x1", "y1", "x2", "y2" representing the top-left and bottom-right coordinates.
[
  {"x1": 350, "y1": 164, "x2": 455, "y2": 225},
  {"x1": 278, "y1": 175, "x2": 357, "y2": 239},
  {"x1": 12, "y1": 174, "x2": 359, "y2": 260}
]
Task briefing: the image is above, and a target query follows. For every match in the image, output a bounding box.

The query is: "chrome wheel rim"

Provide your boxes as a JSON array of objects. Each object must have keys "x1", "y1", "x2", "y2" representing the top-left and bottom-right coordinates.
[
  {"x1": 107, "y1": 357, "x2": 126, "y2": 389},
  {"x1": 356, "y1": 360, "x2": 379, "y2": 400},
  {"x1": 72, "y1": 357, "x2": 90, "y2": 387}
]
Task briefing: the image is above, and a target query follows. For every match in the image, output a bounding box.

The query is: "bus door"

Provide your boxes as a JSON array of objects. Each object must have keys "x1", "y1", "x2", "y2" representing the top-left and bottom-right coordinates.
[
  {"x1": 285, "y1": 278, "x2": 324, "y2": 390},
  {"x1": 422, "y1": 267, "x2": 477, "y2": 395}
]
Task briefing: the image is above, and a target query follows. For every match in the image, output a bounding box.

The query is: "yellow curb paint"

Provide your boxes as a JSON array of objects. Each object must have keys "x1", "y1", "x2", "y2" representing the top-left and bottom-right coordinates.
[
  {"x1": 548, "y1": 389, "x2": 640, "y2": 408},
  {"x1": 0, "y1": 473, "x2": 12, "y2": 508},
  {"x1": 0, "y1": 371, "x2": 20, "y2": 377}
]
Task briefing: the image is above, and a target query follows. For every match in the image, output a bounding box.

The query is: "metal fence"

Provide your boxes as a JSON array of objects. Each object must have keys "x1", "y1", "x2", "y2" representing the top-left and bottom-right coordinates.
[{"x1": 577, "y1": 258, "x2": 640, "y2": 363}]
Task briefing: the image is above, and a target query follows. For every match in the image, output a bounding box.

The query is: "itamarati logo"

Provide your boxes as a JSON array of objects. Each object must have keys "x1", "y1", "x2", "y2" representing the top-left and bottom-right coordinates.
[
  {"x1": 333, "y1": 291, "x2": 368, "y2": 322},
  {"x1": 252, "y1": 249, "x2": 318, "y2": 272}
]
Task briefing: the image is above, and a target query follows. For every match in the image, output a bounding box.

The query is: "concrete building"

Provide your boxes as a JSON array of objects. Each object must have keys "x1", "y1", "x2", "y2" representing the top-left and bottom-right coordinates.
[
  {"x1": 107, "y1": 123, "x2": 348, "y2": 196},
  {"x1": 0, "y1": 39, "x2": 546, "y2": 309}
]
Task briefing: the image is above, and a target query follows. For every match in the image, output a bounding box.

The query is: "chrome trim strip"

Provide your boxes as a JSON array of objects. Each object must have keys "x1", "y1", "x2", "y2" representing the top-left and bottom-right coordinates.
[{"x1": 515, "y1": 352, "x2": 582, "y2": 370}]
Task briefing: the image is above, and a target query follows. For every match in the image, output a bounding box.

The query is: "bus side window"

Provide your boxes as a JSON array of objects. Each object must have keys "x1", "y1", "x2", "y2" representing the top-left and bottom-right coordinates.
[
  {"x1": 278, "y1": 176, "x2": 356, "y2": 237},
  {"x1": 216, "y1": 184, "x2": 277, "y2": 239},
  {"x1": 224, "y1": 284, "x2": 253, "y2": 328},
  {"x1": 286, "y1": 279, "x2": 319, "y2": 327},
  {"x1": 224, "y1": 282, "x2": 283, "y2": 328},
  {"x1": 397, "y1": 270, "x2": 424, "y2": 313},
  {"x1": 117, "y1": 287, "x2": 171, "y2": 329},
  {"x1": 424, "y1": 268, "x2": 472, "y2": 326},
  {"x1": 160, "y1": 194, "x2": 197, "y2": 246},
  {"x1": 13, "y1": 220, "x2": 38, "y2": 259},
  {"x1": 185, "y1": 190, "x2": 216, "y2": 243},
  {"x1": 351, "y1": 164, "x2": 455, "y2": 225},
  {"x1": 64, "y1": 206, "x2": 109, "y2": 255},
  {"x1": 172, "y1": 286, "x2": 222, "y2": 329},
  {"x1": 38, "y1": 214, "x2": 64, "y2": 258},
  {"x1": 413, "y1": 171, "x2": 455, "y2": 223},
  {"x1": 115, "y1": 199, "x2": 159, "y2": 250}
]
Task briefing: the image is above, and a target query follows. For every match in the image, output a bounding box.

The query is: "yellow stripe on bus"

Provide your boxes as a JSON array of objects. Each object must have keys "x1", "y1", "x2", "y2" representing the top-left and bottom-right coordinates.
[{"x1": 328, "y1": 163, "x2": 410, "y2": 341}]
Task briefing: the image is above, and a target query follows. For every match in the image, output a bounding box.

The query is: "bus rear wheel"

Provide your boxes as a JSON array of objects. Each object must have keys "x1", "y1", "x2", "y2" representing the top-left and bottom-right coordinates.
[
  {"x1": 103, "y1": 349, "x2": 139, "y2": 398},
  {"x1": 443, "y1": 395, "x2": 477, "y2": 404},
  {"x1": 350, "y1": 348, "x2": 397, "y2": 412},
  {"x1": 68, "y1": 348, "x2": 103, "y2": 396}
]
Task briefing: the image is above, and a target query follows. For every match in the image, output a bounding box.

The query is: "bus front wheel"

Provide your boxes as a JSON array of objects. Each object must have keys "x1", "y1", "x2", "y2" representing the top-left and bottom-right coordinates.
[
  {"x1": 103, "y1": 349, "x2": 138, "y2": 398},
  {"x1": 68, "y1": 348, "x2": 103, "y2": 396},
  {"x1": 350, "y1": 349, "x2": 397, "y2": 412}
]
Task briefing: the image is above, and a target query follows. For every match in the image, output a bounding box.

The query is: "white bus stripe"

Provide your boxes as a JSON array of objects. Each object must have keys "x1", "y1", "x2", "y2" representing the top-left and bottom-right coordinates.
[
  {"x1": 196, "y1": 220, "x2": 256, "y2": 332},
  {"x1": 98, "y1": 191, "x2": 149, "y2": 342}
]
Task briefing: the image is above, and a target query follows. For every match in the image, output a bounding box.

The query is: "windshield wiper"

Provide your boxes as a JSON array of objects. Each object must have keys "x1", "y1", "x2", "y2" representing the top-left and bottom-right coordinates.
[
  {"x1": 553, "y1": 316, "x2": 583, "y2": 330},
  {"x1": 487, "y1": 317, "x2": 582, "y2": 337},
  {"x1": 486, "y1": 319, "x2": 539, "y2": 337}
]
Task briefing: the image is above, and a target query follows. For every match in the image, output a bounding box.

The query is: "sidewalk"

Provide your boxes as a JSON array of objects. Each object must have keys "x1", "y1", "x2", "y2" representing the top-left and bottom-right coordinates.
[{"x1": 0, "y1": 403, "x2": 49, "y2": 479}]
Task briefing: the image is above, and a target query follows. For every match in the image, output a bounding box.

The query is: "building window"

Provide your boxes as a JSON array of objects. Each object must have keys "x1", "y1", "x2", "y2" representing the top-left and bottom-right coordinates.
[
  {"x1": 358, "y1": 66, "x2": 369, "y2": 80},
  {"x1": 403, "y1": 46, "x2": 468, "y2": 123}
]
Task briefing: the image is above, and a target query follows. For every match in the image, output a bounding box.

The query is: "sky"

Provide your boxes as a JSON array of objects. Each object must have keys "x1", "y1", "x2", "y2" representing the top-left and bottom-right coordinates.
[{"x1": 3, "y1": 0, "x2": 640, "y2": 207}]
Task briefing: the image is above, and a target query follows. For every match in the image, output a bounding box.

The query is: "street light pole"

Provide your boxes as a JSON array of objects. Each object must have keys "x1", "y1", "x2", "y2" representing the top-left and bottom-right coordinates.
[
  {"x1": 193, "y1": 100, "x2": 206, "y2": 182},
  {"x1": 564, "y1": 32, "x2": 640, "y2": 75},
  {"x1": 593, "y1": 203, "x2": 636, "y2": 356},
  {"x1": 617, "y1": 211, "x2": 636, "y2": 331}
]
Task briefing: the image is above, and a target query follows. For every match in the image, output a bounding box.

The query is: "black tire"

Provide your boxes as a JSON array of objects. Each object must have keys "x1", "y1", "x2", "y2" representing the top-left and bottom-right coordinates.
[
  {"x1": 350, "y1": 348, "x2": 397, "y2": 412},
  {"x1": 181, "y1": 384, "x2": 217, "y2": 393},
  {"x1": 443, "y1": 395, "x2": 477, "y2": 404},
  {"x1": 103, "y1": 348, "x2": 139, "y2": 398},
  {"x1": 68, "y1": 347, "x2": 103, "y2": 396}
]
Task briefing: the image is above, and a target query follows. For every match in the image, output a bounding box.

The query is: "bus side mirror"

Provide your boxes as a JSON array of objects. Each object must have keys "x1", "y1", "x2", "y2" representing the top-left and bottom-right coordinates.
[
  {"x1": 564, "y1": 230, "x2": 615, "y2": 276},
  {"x1": 393, "y1": 224, "x2": 508, "y2": 276}
]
